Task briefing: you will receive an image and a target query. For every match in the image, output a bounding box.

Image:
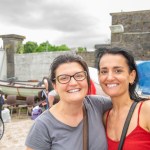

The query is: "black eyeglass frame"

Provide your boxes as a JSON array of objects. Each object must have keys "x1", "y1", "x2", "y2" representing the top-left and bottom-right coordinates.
[{"x1": 53, "y1": 71, "x2": 87, "y2": 84}]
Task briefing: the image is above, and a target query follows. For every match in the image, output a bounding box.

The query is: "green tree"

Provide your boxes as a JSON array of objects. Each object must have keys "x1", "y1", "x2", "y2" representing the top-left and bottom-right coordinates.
[
  {"x1": 36, "y1": 41, "x2": 52, "y2": 52},
  {"x1": 16, "y1": 43, "x2": 24, "y2": 54},
  {"x1": 77, "y1": 47, "x2": 87, "y2": 52},
  {"x1": 21, "y1": 41, "x2": 71, "y2": 53},
  {"x1": 24, "y1": 41, "x2": 38, "y2": 53},
  {"x1": 54, "y1": 44, "x2": 70, "y2": 51},
  {"x1": 36, "y1": 42, "x2": 70, "y2": 52}
]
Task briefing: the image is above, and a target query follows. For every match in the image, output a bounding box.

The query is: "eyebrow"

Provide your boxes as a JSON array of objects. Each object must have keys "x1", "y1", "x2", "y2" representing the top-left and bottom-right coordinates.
[
  {"x1": 100, "y1": 66, "x2": 124, "y2": 70},
  {"x1": 57, "y1": 71, "x2": 85, "y2": 77}
]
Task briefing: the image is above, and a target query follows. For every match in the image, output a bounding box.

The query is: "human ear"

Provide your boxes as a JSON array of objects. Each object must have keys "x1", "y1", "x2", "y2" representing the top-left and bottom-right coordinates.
[{"x1": 129, "y1": 70, "x2": 136, "y2": 84}]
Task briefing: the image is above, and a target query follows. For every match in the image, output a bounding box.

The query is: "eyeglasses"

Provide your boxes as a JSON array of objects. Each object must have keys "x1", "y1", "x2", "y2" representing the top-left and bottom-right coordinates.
[{"x1": 54, "y1": 71, "x2": 87, "y2": 84}]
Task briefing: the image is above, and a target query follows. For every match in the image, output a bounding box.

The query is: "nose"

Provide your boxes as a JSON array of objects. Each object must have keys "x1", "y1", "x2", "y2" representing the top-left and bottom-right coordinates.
[
  {"x1": 107, "y1": 72, "x2": 115, "y2": 80},
  {"x1": 69, "y1": 76, "x2": 78, "y2": 84}
]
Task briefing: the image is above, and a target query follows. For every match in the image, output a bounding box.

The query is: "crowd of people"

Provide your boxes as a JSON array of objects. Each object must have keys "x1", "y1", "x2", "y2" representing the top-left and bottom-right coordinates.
[{"x1": 25, "y1": 47, "x2": 150, "y2": 150}]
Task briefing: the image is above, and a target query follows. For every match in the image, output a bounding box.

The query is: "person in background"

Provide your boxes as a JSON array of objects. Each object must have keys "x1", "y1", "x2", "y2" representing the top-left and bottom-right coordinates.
[
  {"x1": 25, "y1": 54, "x2": 112, "y2": 150},
  {"x1": 97, "y1": 47, "x2": 150, "y2": 150},
  {"x1": 43, "y1": 77, "x2": 52, "y2": 94},
  {"x1": 48, "y1": 89, "x2": 58, "y2": 107},
  {"x1": 0, "y1": 93, "x2": 4, "y2": 118},
  {"x1": 40, "y1": 76, "x2": 54, "y2": 109}
]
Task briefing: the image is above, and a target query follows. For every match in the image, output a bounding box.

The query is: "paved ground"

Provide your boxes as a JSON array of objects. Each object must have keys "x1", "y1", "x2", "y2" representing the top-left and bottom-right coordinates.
[{"x1": 0, "y1": 115, "x2": 34, "y2": 150}]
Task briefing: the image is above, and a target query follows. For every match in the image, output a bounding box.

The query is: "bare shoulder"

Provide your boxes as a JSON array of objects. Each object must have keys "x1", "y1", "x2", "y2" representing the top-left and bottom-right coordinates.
[
  {"x1": 141, "y1": 100, "x2": 150, "y2": 131},
  {"x1": 142, "y1": 99, "x2": 150, "y2": 112}
]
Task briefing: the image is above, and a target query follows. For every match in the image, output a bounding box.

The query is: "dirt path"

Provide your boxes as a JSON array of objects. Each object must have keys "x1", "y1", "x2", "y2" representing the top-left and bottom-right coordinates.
[{"x1": 0, "y1": 115, "x2": 34, "y2": 150}]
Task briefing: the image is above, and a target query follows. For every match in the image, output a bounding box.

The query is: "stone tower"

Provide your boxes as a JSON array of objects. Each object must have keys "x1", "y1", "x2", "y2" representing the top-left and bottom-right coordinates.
[{"x1": 0, "y1": 34, "x2": 25, "y2": 79}]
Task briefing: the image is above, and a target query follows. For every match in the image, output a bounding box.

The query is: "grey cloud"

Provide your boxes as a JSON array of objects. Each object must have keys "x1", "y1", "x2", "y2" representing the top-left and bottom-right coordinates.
[
  {"x1": 0, "y1": 0, "x2": 110, "y2": 48},
  {"x1": 0, "y1": 0, "x2": 97, "y2": 32},
  {"x1": 54, "y1": 29, "x2": 109, "y2": 48}
]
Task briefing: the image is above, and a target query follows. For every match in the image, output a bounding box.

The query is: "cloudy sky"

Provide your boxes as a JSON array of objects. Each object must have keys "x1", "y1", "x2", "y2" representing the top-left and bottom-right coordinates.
[{"x1": 0, "y1": 0, "x2": 150, "y2": 50}]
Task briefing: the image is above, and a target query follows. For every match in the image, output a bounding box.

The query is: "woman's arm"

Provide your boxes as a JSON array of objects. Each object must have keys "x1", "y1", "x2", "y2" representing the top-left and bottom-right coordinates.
[
  {"x1": 141, "y1": 100, "x2": 150, "y2": 132},
  {"x1": 43, "y1": 79, "x2": 49, "y2": 92}
]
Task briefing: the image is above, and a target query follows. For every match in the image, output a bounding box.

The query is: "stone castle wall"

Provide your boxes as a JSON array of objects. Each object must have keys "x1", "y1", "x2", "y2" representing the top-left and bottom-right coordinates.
[{"x1": 110, "y1": 10, "x2": 150, "y2": 60}]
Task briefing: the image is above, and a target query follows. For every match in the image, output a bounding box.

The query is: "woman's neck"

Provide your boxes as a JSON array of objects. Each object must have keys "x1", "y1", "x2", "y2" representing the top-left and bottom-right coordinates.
[
  {"x1": 50, "y1": 101, "x2": 84, "y2": 127},
  {"x1": 111, "y1": 94, "x2": 133, "y2": 112},
  {"x1": 57, "y1": 101, "x2": 83, "y2": 116}
]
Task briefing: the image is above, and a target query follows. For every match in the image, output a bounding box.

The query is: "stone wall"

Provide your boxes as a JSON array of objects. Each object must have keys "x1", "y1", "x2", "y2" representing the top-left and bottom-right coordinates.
[
  {"x1": 15, "y1": 51, "x2": 95, "y2": 81},
  {"x1": 110, "y1": 10, "x2": 150, "y2": 60},
  {"x1": 77, "y1": 51, "x2": 96, "y2": 67}
]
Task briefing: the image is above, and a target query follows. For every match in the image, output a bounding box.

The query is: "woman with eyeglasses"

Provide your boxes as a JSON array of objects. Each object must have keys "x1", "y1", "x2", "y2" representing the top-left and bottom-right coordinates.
[{"x1": 25, "y1": 54, "x2": 112, "y2": 150}]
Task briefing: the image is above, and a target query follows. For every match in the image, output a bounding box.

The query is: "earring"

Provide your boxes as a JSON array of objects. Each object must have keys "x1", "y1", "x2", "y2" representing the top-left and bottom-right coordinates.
[{"x1": 130, "y1": 81, "x2": 135, "y2": 85}]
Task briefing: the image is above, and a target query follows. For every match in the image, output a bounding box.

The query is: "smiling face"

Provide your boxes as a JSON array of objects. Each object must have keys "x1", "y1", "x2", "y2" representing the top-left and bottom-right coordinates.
[
  {"x1": 53, "y1": 62, "x2": 88, "y2": 104},
  {"x1": 98, "y1": 54, "x2": 136, "y2": 98}
]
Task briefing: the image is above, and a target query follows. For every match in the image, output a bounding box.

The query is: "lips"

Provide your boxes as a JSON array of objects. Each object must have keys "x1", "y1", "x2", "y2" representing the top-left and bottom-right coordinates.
[
  {"x1": 67, "y1": 89, "x2": 80, "y2": 93},
  {"x1": 106, "y1": 84, "x2": 118, "y2": 88}
]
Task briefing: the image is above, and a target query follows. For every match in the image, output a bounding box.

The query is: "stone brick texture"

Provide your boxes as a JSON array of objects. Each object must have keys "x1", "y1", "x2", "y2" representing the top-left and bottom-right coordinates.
[{"x1": 110, "y1": 10, "x2": 150, "y2": 60}]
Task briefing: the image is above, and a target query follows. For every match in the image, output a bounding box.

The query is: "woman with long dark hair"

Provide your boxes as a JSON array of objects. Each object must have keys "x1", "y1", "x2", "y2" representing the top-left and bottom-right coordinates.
[{"x1": 97, "y1": 47, "x2": 150, "y2": 150}]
